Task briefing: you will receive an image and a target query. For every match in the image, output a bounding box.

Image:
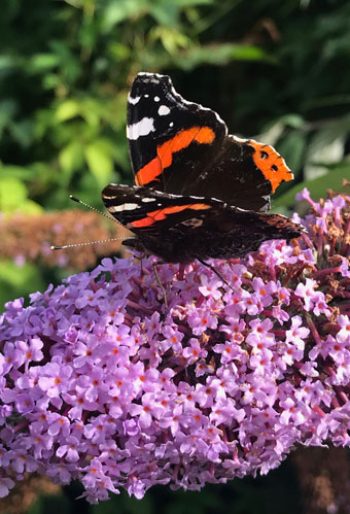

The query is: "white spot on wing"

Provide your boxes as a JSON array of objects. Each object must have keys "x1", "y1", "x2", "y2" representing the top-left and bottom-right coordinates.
[
  {"x1": 128, "y1": 95, "x2": 141, "y2": 105},
  {"x1": 134, "y1": 72, "x2": 228, "y2": 133},
  {"x1": 102, "y1": 193, "x2": 117, "y2": 199},
  {"x1": 141, "y1": 198, "x2": 157, "y2": 203},
  {"x1": 109, "y1": 203, "x2": 139, "y2": 213},
  {"x1": 158, "y1": 105, "x2": 170, "y2": 116},
  {"x1": 169, "y1": 121, "x2": 174, "y2": 127},
  {"x1": 127, "y1": 117, "x2": 155, "y2": 140},
  {"x1": 154, "y1": 96, "x2": 160, "y2": 102}
]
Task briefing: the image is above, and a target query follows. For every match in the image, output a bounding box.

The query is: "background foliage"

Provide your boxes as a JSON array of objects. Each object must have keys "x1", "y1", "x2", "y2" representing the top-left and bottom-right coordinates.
[{"x1": 0, "y1": 0, "x2": 349, "y2": 512}]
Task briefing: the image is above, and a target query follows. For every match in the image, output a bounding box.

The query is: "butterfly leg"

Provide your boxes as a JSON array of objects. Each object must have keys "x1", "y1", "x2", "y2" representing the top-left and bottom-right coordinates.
[
  {"x1": 196, "y1": 258, "x2": 235, "y2": 292},
  {"x1": 177, "y1": 263, "x2": 186, "y2": 280},
  {"x1": 152, "y1": 261, "x2": 168, "y2": 309}
]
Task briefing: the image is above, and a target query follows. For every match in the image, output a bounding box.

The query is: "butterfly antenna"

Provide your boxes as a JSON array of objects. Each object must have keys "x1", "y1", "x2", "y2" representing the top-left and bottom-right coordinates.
[
  {"x1": 69, "y1": 195, "x2": 115, "y2": 222},
  {"x1": 51, "y1": 237, "x2": 126, "y2": 251},
  {"x1": 50, "y1": 195, "x2": 129, "y2": 250}
]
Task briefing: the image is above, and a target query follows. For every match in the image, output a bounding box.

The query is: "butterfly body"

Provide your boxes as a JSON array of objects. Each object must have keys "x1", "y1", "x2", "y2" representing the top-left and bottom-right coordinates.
[{"x1": 102, "y1": 72, "x2": 302, "y2": 262}]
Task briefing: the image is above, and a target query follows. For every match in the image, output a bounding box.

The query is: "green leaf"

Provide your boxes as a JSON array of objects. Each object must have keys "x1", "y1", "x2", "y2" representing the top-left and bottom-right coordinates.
[
  {"x1": 9, "y1": 119, "x2": 35, "y2": 148},
  {"x1": 0, "y1": 55, "x2": 19, "y2": 71},
  {"x1": 0, "y1": 165, "x2": 36, "y2": 180},
  {"x1": 0, "y1": 177, "x2": 42, "y2": 213},
  {"x1": 59, "y1": 141, "x2": 84, "y2": 175},
  {"x1": 276, "y1": 131, "x2": 306, "y2": 177},
  {"x1": 305, "y1": 115, "x2": 350, "y2": 167},
  {"x1": 259, "y1": 115, "x2": 305, "y2": 146},
  {"x1": 0, "y1": 260, "x2": 45, "y2": 308},
  {"x1": 85, "y1": 140, "x2": 114, "y2": 188},
  {"x1": 150, "y1": 3, "x2": 182, "y2": 26},
  {"x1": 150, "y1": 26, "x2": 190, "y2": 53},
  {"x1": 28, "y1": 53, "x2": 60, "y2": 73},
  {"x1": 304, "y1": 118, "x2": 349, "y2": 180},
  {"x1": 0, "y1": 177, "x2": 27, "y2": 211},
  {"x1": 0, "y1": 99, "x2": 17, "y2": 135},
  {"x1": 79, "y1": 98, "x2": 101, "y2": 128},
  {"x1": 149, "y1": 0, "x2": 213, "y2": 26},
  {"x1": 43, "y1": 73, "x2": 61, "y2": 90},
  {"x1": 55, "y1": 100, "x2": 81, "y2": 122},
  {"x1": 173, "y1": 43, "x2": 269, "y2": 70},
  {"x1": 20, "y1": 200, "x2": 43, "y2": 214},
  {"x1": 107, "y1": 42, "x2": 131, "y2": 61},
  {"x1": 101, "y1": 0, "x2": 149, "y2": 32},
  {"x1": 279, "y1": 114, "x2": 305, "y2": 129},
  {"x1": 106, "y1": 92, "x2": 128, "y2": 130},
  {"x1": 308, "y1": 126, "x2": 349, "y2": 157}
]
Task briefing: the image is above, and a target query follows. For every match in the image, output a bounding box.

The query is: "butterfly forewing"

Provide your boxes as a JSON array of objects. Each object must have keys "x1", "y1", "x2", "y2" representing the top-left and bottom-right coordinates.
[
  {"x1": 126, "y1": 73, "x2": 294, "y2": 212},
  {"x1": 127, "y1": 73, "x2": 227, "y2": 193}
]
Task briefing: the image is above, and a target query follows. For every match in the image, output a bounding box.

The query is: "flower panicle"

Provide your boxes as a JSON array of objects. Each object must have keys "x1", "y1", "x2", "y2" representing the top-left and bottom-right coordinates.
[
  {"x1": 0, "y1": 210, "x2": 129, "y2": 270},
  {"x1": 0, "y1": 190, "x2": 350, "y2": 502}
]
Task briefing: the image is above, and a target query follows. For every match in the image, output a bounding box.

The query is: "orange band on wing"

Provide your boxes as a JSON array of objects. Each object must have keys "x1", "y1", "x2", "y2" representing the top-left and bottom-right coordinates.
[
  {"x1": 135, "y1": 126, "x2": 215, "y2": 186},
  {"x1": 129, "y1": 203, "x2": 210, "y2": 228},
  {"x1": 248, "y1": 140, "x2": 294, "y2": 193}
]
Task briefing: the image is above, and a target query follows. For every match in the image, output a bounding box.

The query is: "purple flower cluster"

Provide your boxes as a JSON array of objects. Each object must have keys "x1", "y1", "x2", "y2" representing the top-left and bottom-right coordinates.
[{"x1": 0, "y1": 190, "x2": 350, "y2": 502}]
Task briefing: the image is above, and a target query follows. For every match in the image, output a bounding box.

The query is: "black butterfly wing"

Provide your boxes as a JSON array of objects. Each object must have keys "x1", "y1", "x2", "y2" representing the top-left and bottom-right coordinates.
[
  {"x1": 127, "y1": 73, "x2": 294, "y2": 212},
  {"x1": 102, "y1": 184, "x2": 302, "y2": 263},
  {"x1": 127, "y1": 72, "x2": 227, "y2": 194}
]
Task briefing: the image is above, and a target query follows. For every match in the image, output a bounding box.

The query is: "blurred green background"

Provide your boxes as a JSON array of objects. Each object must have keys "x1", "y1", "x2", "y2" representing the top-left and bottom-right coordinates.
[{"x1": 0, "y1": 0, "x2": 350, "y2": 512}]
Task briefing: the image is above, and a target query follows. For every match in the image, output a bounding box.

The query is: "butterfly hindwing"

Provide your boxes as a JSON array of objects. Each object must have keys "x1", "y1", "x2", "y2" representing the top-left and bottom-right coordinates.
[
  {"x1": 102, "y1": 184, "x2": 301, "y2": 263},
  {"x1": 102, "y1": 183, "x2": 212, "y2": 231}
]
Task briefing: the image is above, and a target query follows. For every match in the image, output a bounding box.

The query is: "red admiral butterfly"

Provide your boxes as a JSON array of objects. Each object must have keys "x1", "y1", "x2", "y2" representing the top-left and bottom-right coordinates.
[{"x1": 102, "y1": 72, "x2": 302, "y2": 263}]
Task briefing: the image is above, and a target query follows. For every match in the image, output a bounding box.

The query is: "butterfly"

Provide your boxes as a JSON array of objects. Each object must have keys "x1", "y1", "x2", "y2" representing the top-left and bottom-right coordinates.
[{"x1": 102, "y1": 72, "x2": 301, "y2": 263}]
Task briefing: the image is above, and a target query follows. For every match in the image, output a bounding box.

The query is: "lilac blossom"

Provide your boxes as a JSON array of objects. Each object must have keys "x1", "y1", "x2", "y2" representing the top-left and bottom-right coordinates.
[{"x1": 0, "y1": 191, "x2": 350, "y2": 503}]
